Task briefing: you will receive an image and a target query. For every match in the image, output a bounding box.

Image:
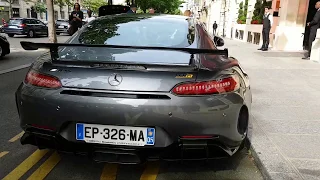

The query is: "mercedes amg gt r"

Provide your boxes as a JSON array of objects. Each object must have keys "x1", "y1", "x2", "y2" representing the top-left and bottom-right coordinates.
[{"x1": 16, "y1": 13, "x2": 252, "y2": 164}]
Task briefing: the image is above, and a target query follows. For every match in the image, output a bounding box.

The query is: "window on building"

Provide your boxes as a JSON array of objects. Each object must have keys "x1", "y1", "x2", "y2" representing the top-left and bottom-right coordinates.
[
  {"x1": 12, "y1": 8, "x2": 20, "y2": 17},
  {"x1": 13, "y1": 0, "x2": 19, "y2": 4},
  {"x1": 54, "y1": 11, "x2": 58, "y2": 20},
  {"x1": 27, "y1": 9, "x2": 30, "y2": 18},
  {"x1": 61, "y1": 11, "x2": 65, "y2": 19},
  {"x1": 40, "y1": 12, "x2": 43, "y2": 19}
]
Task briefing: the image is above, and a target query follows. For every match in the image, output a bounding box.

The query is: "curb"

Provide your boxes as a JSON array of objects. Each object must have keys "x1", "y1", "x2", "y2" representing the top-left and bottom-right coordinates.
[{"x1": 249, "y1": 141, "x2": 272, "y2": 180}]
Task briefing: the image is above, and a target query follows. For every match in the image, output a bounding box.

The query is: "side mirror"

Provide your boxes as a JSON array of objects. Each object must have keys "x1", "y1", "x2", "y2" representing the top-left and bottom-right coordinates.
[{"x1": 214, "y1": 36, "x2": 224, "y2": 47}]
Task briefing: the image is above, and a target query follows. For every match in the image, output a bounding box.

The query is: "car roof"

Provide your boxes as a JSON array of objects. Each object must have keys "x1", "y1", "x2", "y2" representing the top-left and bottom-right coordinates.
[{"x1": 95, "y1": 14, "x2": 196, "y2": 24}]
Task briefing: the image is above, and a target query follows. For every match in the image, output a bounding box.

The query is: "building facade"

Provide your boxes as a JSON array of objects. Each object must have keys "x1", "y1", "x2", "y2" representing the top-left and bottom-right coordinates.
[
  {"x1": 198, "y1": 0, "x2": 315, "y2": 51},
  {"x1": 0, "y1": 0, "x2": 87, "y2": 23}
]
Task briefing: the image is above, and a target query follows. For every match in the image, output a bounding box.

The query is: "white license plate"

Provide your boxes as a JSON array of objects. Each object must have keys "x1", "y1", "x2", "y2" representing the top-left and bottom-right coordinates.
[
  {"x1": 9, "y1": 26, "x2": 17, "y2": 28},
  {"x1": 76, "y1": 123, "x2": 155, "y2": 146},
  {"x1": 58, "y1": 26, "x2": 64, "y2": 28}
]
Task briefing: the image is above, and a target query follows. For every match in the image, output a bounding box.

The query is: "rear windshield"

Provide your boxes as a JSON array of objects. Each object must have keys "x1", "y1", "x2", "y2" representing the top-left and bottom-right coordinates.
[
  {"x1": 8, "y1": 19, "x2": 22, "y2": 25},
  {"x1": 57, "y1": 15, "x2": 195, "y2": 64}
]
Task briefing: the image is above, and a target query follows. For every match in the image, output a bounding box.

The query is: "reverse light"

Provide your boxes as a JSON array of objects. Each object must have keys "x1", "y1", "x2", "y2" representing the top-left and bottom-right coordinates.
[
  {"x1": 25, "y1": 70, "x2": 62, "y2": 88},
  {"x1": 172, "y1": 75, "x2": 240, "y2": 95}
]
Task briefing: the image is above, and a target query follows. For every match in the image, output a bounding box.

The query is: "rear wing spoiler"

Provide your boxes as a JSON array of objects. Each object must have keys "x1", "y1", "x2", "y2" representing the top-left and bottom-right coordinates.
[{"x1": 20, "y1": 41, "x2": 228, "y2": 66}]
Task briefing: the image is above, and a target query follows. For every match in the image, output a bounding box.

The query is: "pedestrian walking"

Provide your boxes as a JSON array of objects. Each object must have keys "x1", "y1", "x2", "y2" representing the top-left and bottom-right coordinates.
[
  {"x1": 303, "y1": 1, "x2": 320, "y2": 59},
  {"x1": 69, "y1": 3, "x2": 83, "y2": 35},
  {"x1": 258, "y1": 7, "x2": 273, "y2": 51},
  {"x1": 213, "y1": 21, "x2": 218, "y2": 35},
  {"x1": 127, "y1": 4, "x2": 137, "y2": 13}
]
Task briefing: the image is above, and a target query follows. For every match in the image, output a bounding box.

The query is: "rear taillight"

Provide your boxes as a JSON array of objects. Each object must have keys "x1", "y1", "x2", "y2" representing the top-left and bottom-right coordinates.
[
  {"x1": 25, "y1": 70, "x2": 62, "y2": 88},
  {"x1": 172, "y1": 75, "x2": 240, "y2": 95},
  {"x1": 19, "y1": 24, "x2": 26, "y2": 27},
  {"x1": 4, "y1": 23, "x2": 8, "y2": 27}
]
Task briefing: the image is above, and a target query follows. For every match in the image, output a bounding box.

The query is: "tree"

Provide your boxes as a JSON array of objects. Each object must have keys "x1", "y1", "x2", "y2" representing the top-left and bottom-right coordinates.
[
  {"x1": 135, "y1": 0, "x2": 183, "y2": 14},
  {"x1": 82, "y1": 0, "x2": 107, "y2": 14},
  {"x1": 54, "y1": 0, "x2": 65, "y2": 17},
  {"x1": 251, "y1": 0, "x2": 262, "y2": 24},
  {"x1": 34, "y1": 1, "x2": 46, "y2": 14},
  {"x1": 46, "y1": 0, "x2": 57, "y2": 43},
  {"x1": 64, "y1": 0, "x2": 73, "y2": 13},
  {"x1": 4, "y1": 0, "x2": 14, "y2": 18},
  {"x1": 237, "y1": 0, "x2": 248, "y2": 24}
]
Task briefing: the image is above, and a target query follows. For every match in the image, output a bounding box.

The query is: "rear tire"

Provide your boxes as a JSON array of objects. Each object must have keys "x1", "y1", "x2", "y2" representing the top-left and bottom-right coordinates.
[
  {"x1": 8, "y1": 34, "x2": 14, "y2": 37},
  {"x1": 0, "y1": 45, "x2": 3, "y2": 57}
]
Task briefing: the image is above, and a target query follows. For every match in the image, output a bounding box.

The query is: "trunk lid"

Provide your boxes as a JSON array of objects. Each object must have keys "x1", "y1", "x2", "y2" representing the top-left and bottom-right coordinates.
[{"x1": 39, "y1": 50, "x2": 199, "y2": 92}]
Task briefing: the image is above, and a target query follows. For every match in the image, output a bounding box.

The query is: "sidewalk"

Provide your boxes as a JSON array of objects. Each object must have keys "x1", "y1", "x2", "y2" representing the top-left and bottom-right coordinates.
[{"x1": 224, "y1": 39, "x2": 320, "y2": 180}]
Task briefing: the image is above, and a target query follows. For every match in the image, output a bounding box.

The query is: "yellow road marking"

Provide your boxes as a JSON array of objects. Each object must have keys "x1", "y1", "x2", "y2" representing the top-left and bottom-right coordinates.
[
  {"x1": 27, "y1": 151, "x2": 61, "y2": 180},
  {"x1": 140, "y1": 161, "x2": 160, "y2": 180},
  {"x1": 8, "y1": 131, "x2": 24, "y2": 142},
  {"x1": 2, "y1": 149, "x2": 49, "y2": 180},
  {"x1": 0, "y1": 151, "x2": 9, "y2": 158},
  {"x1": 100, "y1": 163, "x2": 118, "y2": 180}
]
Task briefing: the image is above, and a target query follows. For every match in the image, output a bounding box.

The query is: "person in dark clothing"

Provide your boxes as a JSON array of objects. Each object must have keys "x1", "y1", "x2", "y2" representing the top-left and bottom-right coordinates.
[
  {"x1": 69, "y1": 3, "x2": 83, "y2": 35},
  {"x1": 213, "y1": 21, "x2": 218, "y2": 35},
  {"x1": 303, "y1": 1, "x2": 320, "y2": 59},
  {"x1": 258, "y1": 7, "x2": 273, "y2": 51},
  {"x1": 127, "y1": 4, "x2": 137, "y2": 13}
]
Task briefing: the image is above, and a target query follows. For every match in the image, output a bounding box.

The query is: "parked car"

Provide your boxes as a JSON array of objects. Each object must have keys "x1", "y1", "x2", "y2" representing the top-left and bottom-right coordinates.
[
  {"x1": 3, "y1": 18, "x2": 48, "y2": 38},
  {"x1": 55, "y1": 19, "x2": 70, "y2": 35},
  {"x1": 17, "y1": 14, "x2": 251, "y2": 164},
  {"x1": 0, "y1": 34, "x2": 10, "y2": 58}
]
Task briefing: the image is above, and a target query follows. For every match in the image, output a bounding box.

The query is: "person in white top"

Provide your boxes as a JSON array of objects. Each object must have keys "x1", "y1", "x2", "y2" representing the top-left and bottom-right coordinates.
[{"x1": 85, "y1": 10, "x2": 95, "y2": 23}]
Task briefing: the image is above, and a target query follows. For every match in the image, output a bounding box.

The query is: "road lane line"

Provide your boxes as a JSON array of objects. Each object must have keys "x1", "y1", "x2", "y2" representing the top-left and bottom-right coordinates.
[
  {"x1": 0, "y1": 63, "x2": 32, "y2": 75},
  {"x1": 26, "y1": 151, "x2": 61, "y2": 180},
  {"x1": 140, "y1": 162, "x2": 160, "y2": 180},
  {"x1": 2, "y1": 149, "x2": 49, "y2": 180},
  {"x1": 0, "y1": 151, "x2": 9, "y2": 158},
  {"x1": 8, "y1": 131, "x2": 24, "y2": 143},
  {"x1": 100, "y1": 163, "x2": 118, "y2": 180}
]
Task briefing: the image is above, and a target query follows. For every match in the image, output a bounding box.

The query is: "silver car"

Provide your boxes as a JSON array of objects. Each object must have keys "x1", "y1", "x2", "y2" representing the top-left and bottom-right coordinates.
[{"x1": 16, "y1": 14, "x2": 252, "y2": 164}]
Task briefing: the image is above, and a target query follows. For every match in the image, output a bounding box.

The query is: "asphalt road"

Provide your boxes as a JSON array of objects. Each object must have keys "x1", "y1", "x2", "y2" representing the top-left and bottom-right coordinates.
[{"x1": 0, "y1": 35, "x2": 264, "y2": 180}]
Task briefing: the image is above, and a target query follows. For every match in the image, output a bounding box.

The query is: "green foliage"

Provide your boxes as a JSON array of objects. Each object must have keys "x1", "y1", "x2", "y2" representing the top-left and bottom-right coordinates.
[
  {"x1": 135, "y1": 0, "x2": 183, "y2": 14},
  {"x1": 251, "y1": 0, "x2": 262, "y2": 23},
  {"x1": 64, "y1": 0, "x2": 73, "y2": 7},
  {"x1": 54, "y1": 0, "x2": 65, "y2": 8},
  {"x1": 34, "y1": 1, "x2": 46, "y2": 13},
  {"x1": 82, "y1": 0, "x2": 107, "y2": 14},
  {"x1": 78, "y1": 15, "x2": 150, "y2": 44},
  {"x1": 237, "y1": 0, "x2": 248, "y2": 24}
]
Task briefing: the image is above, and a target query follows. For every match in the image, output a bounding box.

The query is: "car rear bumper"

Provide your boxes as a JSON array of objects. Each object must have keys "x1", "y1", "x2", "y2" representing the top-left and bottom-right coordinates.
[
  {"x1": 21, "y1": 127, "x2": 239, "y2": 164},
  {"x1": 4, "y1": 29, "x2": 26, "y2": 35},
  {"x1": 56, "y1": 28, "x2": 68, "y2": 33},
  {"x1": 16, "y1": 83, "x2": 251, "y2": 161}
]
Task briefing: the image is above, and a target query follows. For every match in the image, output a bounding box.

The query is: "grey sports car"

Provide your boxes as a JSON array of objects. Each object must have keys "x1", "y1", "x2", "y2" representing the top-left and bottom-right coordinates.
[{"x1": 16, "y1": 14, "x2": 252, "y2": 164}]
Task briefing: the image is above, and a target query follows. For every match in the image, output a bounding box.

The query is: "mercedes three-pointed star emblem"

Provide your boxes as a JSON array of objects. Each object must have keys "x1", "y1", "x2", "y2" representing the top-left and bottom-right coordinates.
[{"x1": 108, "y1": 73, "x2": 123, "y2": 86}]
